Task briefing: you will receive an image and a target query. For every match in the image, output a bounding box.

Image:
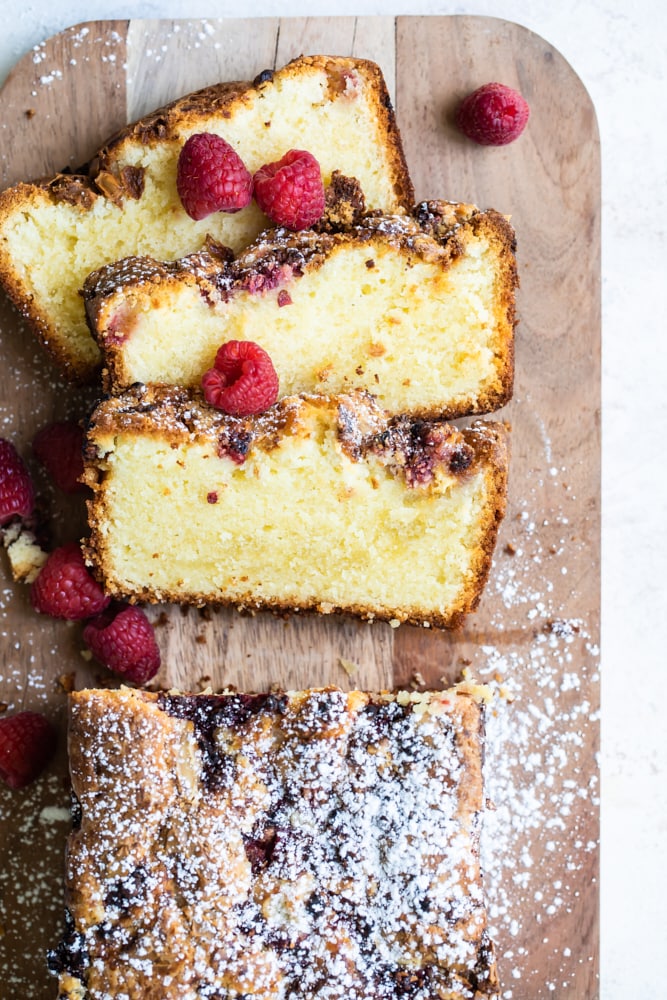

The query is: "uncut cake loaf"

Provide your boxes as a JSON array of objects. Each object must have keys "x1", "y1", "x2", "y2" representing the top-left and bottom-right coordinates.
[
  {"x1": 0, "y1": 55, "x2": 412, "y2": 380},
  {"x1": 51, "y1": 683, "x2": 500, "y2": 999},
  {"x1": 85, "y1": 201, "x2": 517, "y2": 418},
  {"x1": 81, "y1": 386, "x2": 508, "y2": 628}
]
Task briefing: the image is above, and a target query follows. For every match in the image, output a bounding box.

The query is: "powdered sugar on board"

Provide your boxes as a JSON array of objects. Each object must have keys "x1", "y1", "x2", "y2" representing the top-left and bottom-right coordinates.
[
  {"x1": 469, "y1": 461, "x2": 599, "y2": 997},
  {"x1": 479, "y1": 632, "x2": 599, "y2": 998},
  {"x1": 0, "y1": 771, "x2": 71, "y2": 988},
  {"x1": 29, "y1": 25, "x2": 124, "y2": 90}
]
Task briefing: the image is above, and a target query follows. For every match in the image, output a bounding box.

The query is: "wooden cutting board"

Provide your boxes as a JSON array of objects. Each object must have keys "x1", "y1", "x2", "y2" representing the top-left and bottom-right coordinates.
[{"x1": 0, "y1": 16, "x2": 600, "y2": 999}]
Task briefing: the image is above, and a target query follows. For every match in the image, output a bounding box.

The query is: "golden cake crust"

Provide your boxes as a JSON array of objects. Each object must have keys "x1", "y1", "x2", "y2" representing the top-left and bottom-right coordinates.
[
  {"x1": 95, "y1": 57, "x2": 413, "y2": 208},
  {"x1": 0, "y1": 56, "x2": 413, "y2": 381},
  {"x1": 84, "y1": 202, "x2": 517, "y2": 419},
  {"x1": 81, "y1": 386, "x2": 509, "y2": 628},
  {"x1": 52, "y1": 684, "x2": 499, "y2": 999}
]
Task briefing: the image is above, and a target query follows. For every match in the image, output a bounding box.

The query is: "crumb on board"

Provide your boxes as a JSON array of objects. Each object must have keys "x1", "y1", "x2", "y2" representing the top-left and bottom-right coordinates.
[
  {"x1": 57, "y1": 673, "x2": 75, "y2": 694},
  {"x1": 338, "y1": 657, "x2": 359, "y2": 677}
]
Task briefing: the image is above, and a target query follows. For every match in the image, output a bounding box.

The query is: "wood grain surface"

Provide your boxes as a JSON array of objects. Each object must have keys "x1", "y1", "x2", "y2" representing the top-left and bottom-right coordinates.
[{"x1": 0, "y1": 16, "x2": 600, "y2": 999}]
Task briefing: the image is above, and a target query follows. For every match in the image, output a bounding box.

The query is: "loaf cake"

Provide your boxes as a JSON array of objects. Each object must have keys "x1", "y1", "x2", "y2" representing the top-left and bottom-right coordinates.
[
  {"x1": 85, "y1": 202, "x2": 517, "y2": 418},
  {"x1": 81, "y1": 386, "x2": 508, "y2": 628},
  {"x1": 51, "y1": 683, "x2": 500, "y2": 999},
  {"x1": 0, "y1": 56, "x2": 412, "y2": 380}
]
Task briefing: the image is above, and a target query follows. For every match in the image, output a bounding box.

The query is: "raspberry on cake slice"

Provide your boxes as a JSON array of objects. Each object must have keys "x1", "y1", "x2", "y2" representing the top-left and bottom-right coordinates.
[
  {"x1": 201, "y1": 339, "x2": 280, "y2": 415},
  {"x1": 0, "y1": 55, "x2": 412, "y2": 381},
  {"x1": 52, "y1": 683, "x2": 500, "y2": 998},
  {"x1": 81, "y1": 386, "x2": 508, "y2": 628},
  {"x1": 253, "y1": 149, "x2": 326, "y2": 230},
  {"x1": 176, "y1": 133, "x2": 253, "y2": 220},
  {"x1": 85, "y1": 201, "x2": 517, "y2": 420}
]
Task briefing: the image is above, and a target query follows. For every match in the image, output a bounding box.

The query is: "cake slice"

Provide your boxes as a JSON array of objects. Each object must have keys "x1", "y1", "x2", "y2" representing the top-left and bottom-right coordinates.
[
  {"x1": 51, "y1": 683, "x2": 500, "y2": 999},
  {"x1": 0, "y1": 55, "x2": 412, "y2": 381},
  {"x1": 85, "y1": 202, "x2": 517, "y2": 418},
  {"x1": 81, "y1": 386, "x2": 508, "y2": 628}
]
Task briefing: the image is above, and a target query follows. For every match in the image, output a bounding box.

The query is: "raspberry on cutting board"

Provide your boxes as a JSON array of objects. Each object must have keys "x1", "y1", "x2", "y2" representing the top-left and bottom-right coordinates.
[
  {"x1": 83, "y1": 604, "x2": 161, "y2": 685},
  {"x1": 253, "y1": 149, "x2": 326, "y2": 230},
  {"x1": 0, "y1": 711, "x2": 57, "y2": 789},
  {"x1": 177, "y1": 132, "x2": 253, "y2": 220},
  {"x1": 0, "y1": 438, "x2": 34, "y2": 526},
  {"x1": 456, "y1": 82, "x2": 530, "y2": 146},
  {"x1": 32, "y1": 421, "x2": 85, "y2": 494},
  {"x1": 31, "y1": 542, "x2": 111, "y2": 620},
  {"x1": 202, "y1": 339, "x2": 279, "y2": 416}
]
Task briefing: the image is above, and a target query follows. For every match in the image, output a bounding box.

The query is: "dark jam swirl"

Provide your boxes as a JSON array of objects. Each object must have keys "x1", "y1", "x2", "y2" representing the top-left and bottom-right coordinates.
[
  {"x1": 157, "y1": 693, "x2": 288, "y2": 791},
  {"x1": 47, "y1": 909, "x2": 88, "y2": 981}
]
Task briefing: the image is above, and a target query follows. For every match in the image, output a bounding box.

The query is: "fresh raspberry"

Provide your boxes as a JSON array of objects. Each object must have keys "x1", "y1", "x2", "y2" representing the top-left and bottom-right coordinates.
[
  {"x1": 83, "y1": 604, "x2": 161, "y2": 685},
  {"x1": 456, "y1": 82, "x2": 530, "y2": 146},
  {"x1": 0, "y1": 711, "x2": 57, "y2": 789},
  {"x1": 32, "y1": 421, "x2": 85, "y2": 494},
  {"x1": 253, "y1": 149, "x2": 325, "y2": 230},
  {"x1": 202, "y1": 340, "x2": 279, "y2": 416},
  {"x1": 177, "y1": 132, "x2": 253, "y2": 220},
  {"x1": 31, "y1": 542, "x2": 110, "y2": 620},
  {"x1": 0, "y1": 438, "x2": 34, "y2": 526}
]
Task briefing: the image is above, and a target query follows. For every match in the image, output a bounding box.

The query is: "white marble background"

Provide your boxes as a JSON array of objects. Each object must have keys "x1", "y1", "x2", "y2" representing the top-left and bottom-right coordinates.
[{"x1": 1, "y1": 0, "x2": 665, "y2": 996}]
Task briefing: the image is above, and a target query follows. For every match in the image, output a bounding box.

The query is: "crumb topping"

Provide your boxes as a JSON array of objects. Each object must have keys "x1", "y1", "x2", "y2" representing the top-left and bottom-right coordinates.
[
  {"x1": 83, "y1": 201, "x2": 496, "y2": 313},
  {"x1": 320, "y1": 171, "x2": 367, "y2": 229},
  {"x1": 41, "y1": 173, "x2": 98, "y2": 209},
  {"x1": 85, "y1": 385, "x2": 488, "y2": 493}
]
